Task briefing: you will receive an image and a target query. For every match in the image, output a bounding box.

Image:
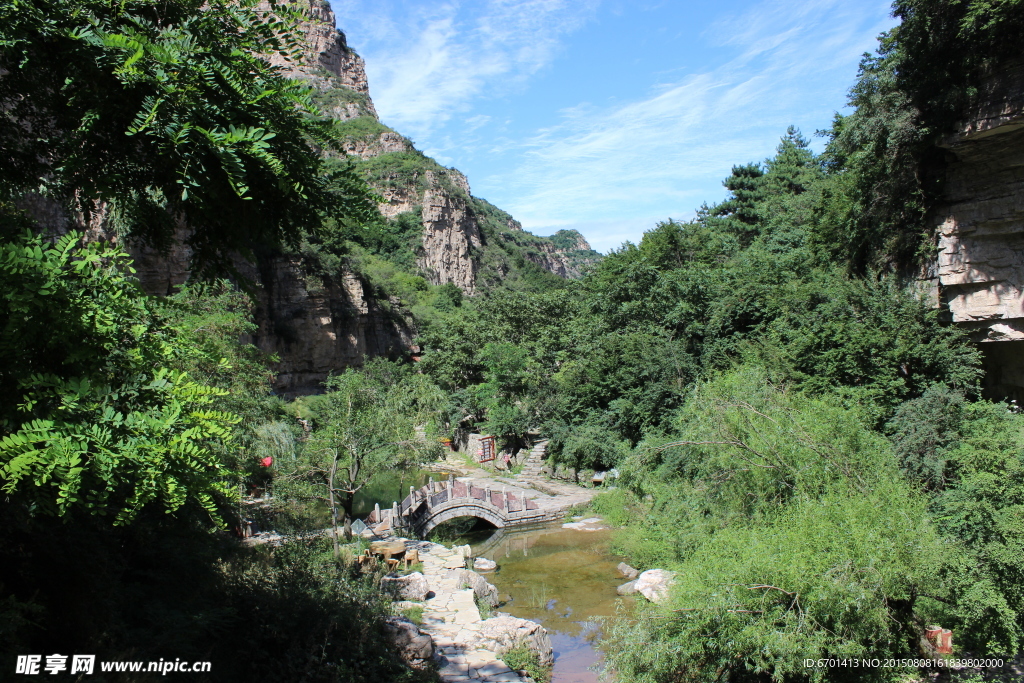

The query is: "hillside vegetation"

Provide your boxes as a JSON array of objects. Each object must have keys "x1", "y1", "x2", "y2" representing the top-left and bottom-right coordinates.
[{"x1": 1, "y1": 0, "x2": 1022, "y2": 681}]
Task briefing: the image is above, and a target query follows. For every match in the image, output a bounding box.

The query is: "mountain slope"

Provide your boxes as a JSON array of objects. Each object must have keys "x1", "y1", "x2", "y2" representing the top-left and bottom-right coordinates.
[{"x1": 125, "y1": 0, "x2": 600, "y2": 395}]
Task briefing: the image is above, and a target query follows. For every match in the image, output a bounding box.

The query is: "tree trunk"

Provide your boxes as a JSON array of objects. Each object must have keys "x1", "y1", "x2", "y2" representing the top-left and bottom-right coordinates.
[
  {"x1": 341, "y1": 491, "x2": 355, "y2": 542},
  {"x1": 328, "y1": 450, "x2": 340, "y2": 561}
]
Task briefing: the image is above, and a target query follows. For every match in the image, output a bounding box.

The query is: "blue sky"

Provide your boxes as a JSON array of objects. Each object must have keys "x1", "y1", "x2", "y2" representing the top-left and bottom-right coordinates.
[{"x1": 330, "y1": 0, "x2": 897, "y2": 252}]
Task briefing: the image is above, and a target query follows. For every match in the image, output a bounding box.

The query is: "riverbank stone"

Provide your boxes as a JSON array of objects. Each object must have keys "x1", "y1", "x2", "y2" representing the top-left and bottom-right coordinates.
[
  {"x1": 616, "y1": 580, "x2": 638, "y2": 595},
  {"x1": 383, "y1": 531, "x2": 565, "y2": 681},
  {"x1": 617, "y1": 562, "x2": 639, "y2": 579},
  {"x1": 456, "y1": 569, "x2": 500, "y2": 607},
  {"x1": 384, "y1": 615, "x2": 435, "y2": 662},
  {"x1": 476, "y1": 615, "x2": 554, "y2": 667},
  {"x1": 381, "y1": 572, "x2": 432, "y2": 601},
  {"x1": 636, "y1": 569, "x2": 677, "y2": 603}
]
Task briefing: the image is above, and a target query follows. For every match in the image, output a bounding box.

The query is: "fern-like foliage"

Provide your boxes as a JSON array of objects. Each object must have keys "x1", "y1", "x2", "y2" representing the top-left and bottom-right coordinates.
[
  {"x1": 0, "y1": 225, "x2": 239, "y2": 524},
  {"x1": 0, "y1": 0, "x2": 379, "y2": 277}
]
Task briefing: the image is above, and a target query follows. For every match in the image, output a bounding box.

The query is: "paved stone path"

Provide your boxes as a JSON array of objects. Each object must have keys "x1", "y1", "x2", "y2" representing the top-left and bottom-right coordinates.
[
  {"x1": 399, "y1": 539, "x2": 537, "y2": 683},
  {"x1": 515, "y1": 440, "x2": 548, "y2": 481}
]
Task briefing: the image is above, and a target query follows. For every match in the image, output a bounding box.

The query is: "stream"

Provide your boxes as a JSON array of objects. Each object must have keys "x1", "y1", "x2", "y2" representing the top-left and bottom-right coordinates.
[{"x1": 462, "y1": 521, "x2": 632, "y2": 683}]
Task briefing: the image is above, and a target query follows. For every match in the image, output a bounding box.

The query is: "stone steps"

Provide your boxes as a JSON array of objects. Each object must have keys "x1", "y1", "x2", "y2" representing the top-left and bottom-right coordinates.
[{"x1": 515, "y1": 441, "x2": 548, "y2": 481}]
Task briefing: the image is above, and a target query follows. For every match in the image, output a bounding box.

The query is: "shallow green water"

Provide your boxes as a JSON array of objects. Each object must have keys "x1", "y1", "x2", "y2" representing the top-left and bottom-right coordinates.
[{"x1": 466, "y1": 522, "x2": 633, "y2": 683}]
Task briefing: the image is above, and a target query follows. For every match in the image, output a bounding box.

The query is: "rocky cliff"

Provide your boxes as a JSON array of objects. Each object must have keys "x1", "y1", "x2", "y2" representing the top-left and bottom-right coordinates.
[
  {"x1": 295, "y1": 0, "x2": 599, "y2": 295},
  {"x1": 129, "y1": 0, "x2": 596, "y2": 396},
  {"x1": 248, "y1": 257, "x2": 413, "y2": 395},
  {"x1": 927, "y1": 60, "x2": 1024, "y2": 400}
]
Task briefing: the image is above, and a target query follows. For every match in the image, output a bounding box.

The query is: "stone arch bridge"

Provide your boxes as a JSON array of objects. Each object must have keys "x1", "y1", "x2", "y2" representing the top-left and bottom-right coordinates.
[{"x1": 365, "y1": 476, "x2": 555, "y2": 538}]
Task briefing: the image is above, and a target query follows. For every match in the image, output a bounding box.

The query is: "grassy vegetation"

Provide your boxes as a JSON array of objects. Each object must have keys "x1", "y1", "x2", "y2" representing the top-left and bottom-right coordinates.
[
  {"x1": 334, "y1": 116, "x2": 396, "y2": 145},
  {"x1": 356, "y1": 150, "x2": 462, "y2": 193},
  {"x1": 312, "y1": 80, "x2": 376, "y2": 119},
  {"x1": 401, "y1": 604, "x2": 425, "y2": 624},
  {"x1": 502, "y1": 646, "x2": 551, "y2": 683},
  {"x1": 474, "y1": 594, "x2": 493, "y2": 620}
]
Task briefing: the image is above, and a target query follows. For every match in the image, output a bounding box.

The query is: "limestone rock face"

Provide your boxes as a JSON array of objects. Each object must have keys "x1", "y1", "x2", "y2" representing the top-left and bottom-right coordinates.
[
  {"x1": 418, "y1": 187, "x2": 482, "y2": 294},
  {"x1": 125, "y1": 228, "x2": 193, "y2": 296},
  {"x1": 925, "y1": 60, "x2": 1024, "y2": 400},
  {"x1": 933, "y1": 125, "x2": 1024, "y2": 339},
  {"x1": 522, "y1": 230, "x2": 601, "y2": 279},
  {"x1": 635, "y1": 569, "x2": 676, "y2": 603},
  {"x1": 342, "y1": 131, "x2": 410, "y2": 159},
  {"x1": 477, "y1": 615, "x2": 554, "y2": 667},
  {"x1": 263, "y1": 0, "x2": 374, "y2": 104},
  {"x1": 249, "y1": 258, "x2": 412, "y2": 395}
]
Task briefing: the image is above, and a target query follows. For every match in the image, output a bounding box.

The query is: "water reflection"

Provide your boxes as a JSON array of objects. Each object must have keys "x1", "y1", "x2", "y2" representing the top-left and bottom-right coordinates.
[{"x1": 467, "y1": 523, "x2": 632, "y2": 683}]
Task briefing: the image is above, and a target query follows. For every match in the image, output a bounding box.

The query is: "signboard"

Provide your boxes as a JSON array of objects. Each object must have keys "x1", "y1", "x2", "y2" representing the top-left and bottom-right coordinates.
[{"x1": 478, "y1": 435, "x2": 496, "y2": 463}]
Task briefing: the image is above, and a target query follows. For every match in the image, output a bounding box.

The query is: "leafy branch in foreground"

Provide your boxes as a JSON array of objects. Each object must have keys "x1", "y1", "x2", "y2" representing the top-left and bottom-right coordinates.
[
  {"x1": 0, "y1": 227, "x2": 239, "y2": 524},
  {"x1": 0, "y1": 0, "x2": 379, "y2": 275}
]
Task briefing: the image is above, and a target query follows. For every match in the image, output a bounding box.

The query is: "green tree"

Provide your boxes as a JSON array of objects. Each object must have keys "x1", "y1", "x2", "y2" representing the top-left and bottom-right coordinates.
[
  {"x1": 473, "y1": 343, "x2": 541, "y2": 450},
  {"x1": 710, "y1": 162, "x2": 765, "y2": 246},
  {"x1": 0, "y1": 227, "x2": 238, "y2": 524},
  {"x1": 888, "y1": 388, "x2": 1024, "y2": 652},
  {"x1": 545, "y1": 420, "x2": 628, "y2": 482},
  {"x1": 0, "y1": 0, "x2": 378, "y2": 275},
  {"x1": 604, "y1": 367, "x2": 948, "y2": 681},
  {"x1": 156, "y1": 281, "x2": 277, "y2": 423},
  {"x1": 280, "y1": 362, "x2": 444, "y2": 552},
  {"x1": 752, "y1": 272, "x2": 982, "y2": 420}
]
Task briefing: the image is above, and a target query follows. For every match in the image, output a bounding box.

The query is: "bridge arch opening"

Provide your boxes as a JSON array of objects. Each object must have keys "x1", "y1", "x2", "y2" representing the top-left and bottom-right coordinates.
[{"x1": 425, "y1": 515, "x2": 498, "y2": 543}]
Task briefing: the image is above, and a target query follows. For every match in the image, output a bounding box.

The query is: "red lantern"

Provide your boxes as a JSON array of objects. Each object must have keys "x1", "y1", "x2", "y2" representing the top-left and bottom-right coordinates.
[{"x1": 259, "y1": 456, "x2": 273, "y2": 468}]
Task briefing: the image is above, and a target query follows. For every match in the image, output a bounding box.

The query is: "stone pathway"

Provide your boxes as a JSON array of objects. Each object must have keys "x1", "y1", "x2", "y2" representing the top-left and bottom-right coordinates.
[
  {"x1": 515, "y1": 440, "x2": 548, "y2": 482},
  {"x1": 398, "y1": 539, "x2": 548, "y2": 683}
]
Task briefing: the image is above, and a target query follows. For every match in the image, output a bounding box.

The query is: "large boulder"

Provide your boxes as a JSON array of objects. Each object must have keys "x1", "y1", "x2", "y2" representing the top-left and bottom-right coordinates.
[
  {"x1": 474, "y1": 557, "x2": 497, "y2": 572},
  {"x1": 635, "y1": 569, "x2": 676, "y2": 603},
  {"x1": 617, "y1": 562, "x2": 639, "y2": 579},
  {"x1": 455, "y1": 569, "x2": 499, "y2": 607},
  {"x1": 381, "y1": 572, "x2": 431, "y2": 601},
  {"x1": 477, "y1": 615, "x2": 554, "y2": 667},
  {"x1": 383, "y1": 616, "x2": 434, "y2": 662}
]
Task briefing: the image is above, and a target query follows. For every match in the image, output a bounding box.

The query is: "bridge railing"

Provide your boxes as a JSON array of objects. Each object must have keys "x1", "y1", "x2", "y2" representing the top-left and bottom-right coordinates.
[{"x1": 365, "y1": 475, "x2": 542, "y2": 534}]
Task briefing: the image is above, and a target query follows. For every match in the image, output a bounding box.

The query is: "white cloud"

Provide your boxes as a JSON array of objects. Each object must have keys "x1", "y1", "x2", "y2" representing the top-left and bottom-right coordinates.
[
  {"x1": 332, "y1": 0, "x2": 598, "y2": 140},
  {"x1": 331, "y1": 0, "x2": 896, "y2": 251},
  {"x1": 491, "y1": 0, "x2": 895, "y2": 247}
]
